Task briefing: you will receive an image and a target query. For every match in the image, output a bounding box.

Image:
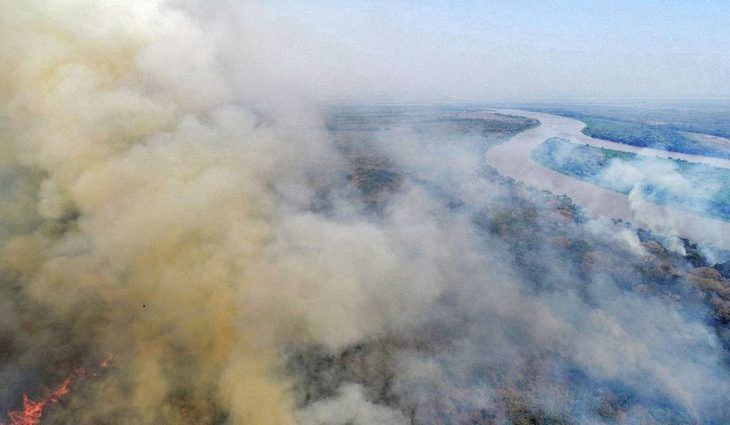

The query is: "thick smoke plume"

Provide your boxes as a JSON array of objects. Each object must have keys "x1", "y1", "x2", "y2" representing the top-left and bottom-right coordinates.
[
  {"x1": 1, "y1": 1, "x2": 730, "y2": 424},
  {"x1": 0, "y1": 1, "x2": 372, "y2": 422}
]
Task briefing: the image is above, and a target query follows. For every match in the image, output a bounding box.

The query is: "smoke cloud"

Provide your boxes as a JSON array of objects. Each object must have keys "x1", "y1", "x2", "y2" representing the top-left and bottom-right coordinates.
[
  {"x1": 1, "y1": 1, "x2": 729, "y2": 424},
  {"x1": 0, "y1": 1, "x2": 359, "y2": 422}
]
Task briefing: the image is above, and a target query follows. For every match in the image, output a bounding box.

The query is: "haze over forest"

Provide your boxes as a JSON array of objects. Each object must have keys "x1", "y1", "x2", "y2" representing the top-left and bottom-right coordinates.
[{"x1": 1, "y1": 1, "x2": 730, "y2": 425}]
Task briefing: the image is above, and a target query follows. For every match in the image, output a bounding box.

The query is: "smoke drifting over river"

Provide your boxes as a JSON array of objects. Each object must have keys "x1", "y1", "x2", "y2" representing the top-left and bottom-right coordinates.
[{"x1": 1, "y1": 1, "x2": 729, "y2": 424}]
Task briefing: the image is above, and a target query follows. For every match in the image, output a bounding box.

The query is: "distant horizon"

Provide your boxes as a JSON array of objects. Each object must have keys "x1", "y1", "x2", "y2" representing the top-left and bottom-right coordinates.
[
  {"x1": 263, "y1": 1, "x2": 730, "y2": 103},
  {"x1": 324, "y1": 98, "x2": 730, "y2": 107}
]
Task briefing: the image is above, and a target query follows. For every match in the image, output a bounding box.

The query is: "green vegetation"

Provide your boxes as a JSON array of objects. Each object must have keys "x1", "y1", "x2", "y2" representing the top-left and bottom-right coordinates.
[
  {"x1": 531, "y1": 138, "x2": 730, "y2": 221},
  {"x1": 523, "y1": 105, "x2": 730, "y2": 160},
  {"x1": 580, "y1": 116, "x2": 709, "y2": 154}
]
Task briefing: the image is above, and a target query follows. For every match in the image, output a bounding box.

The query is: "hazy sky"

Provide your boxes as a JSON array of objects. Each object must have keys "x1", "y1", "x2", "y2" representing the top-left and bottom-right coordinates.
[{"x1": 262, "y1": 0, "x2": 730, "y2": 102}]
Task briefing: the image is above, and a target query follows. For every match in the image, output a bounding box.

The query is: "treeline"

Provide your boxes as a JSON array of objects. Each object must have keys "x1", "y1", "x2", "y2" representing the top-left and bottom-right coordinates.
[
  {"x1": 581, "y1": 115, "x2": 730, "y2": 158},
  {"x1": 525, "y1": 107, "x2": 730, "y2": 160}
]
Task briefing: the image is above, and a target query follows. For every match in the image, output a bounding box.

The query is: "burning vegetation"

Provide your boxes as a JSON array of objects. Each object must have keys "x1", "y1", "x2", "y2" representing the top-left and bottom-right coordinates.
[
  {"x1": 1, "y1": 1, "x2": 730, "y2": 424},
  {"x1": 4, "y1": 377, "x2": 72, "y2": 425},
  {"x1": 2, "y1": 355, "x2": 111, "y2": 425}
]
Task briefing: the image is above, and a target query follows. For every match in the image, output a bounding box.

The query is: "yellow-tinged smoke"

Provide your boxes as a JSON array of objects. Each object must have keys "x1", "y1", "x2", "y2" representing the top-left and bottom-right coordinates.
[
  {"x1": 5, "y1": 2, "x2": 730, "y2": 424},
  {"x1": 0, "y1": 1, "x2": 398, "y2": 423}
]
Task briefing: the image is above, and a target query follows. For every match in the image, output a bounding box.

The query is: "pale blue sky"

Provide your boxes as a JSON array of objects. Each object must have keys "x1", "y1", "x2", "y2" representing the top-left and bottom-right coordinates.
[{"x1": 261, "y1": 1, "x2": 730, "y2": 102}]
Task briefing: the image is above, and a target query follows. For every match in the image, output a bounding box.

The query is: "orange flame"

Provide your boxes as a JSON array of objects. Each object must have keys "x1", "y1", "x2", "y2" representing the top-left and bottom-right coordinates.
[
  {"x1": 4, "y1": 377, "x2": 72, "y2": 425},
  {"x1": 3, "y1": 356, "x2": 112, "y2": 425},
  {"x1": 99, "y1": 353, "x2": 113, "y2": 369}
]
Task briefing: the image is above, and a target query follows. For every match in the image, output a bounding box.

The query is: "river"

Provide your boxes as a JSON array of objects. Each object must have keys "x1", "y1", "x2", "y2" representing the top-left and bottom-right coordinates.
[{"x1": 485, "y1": 109, "x2": 730, "y2": 250}]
